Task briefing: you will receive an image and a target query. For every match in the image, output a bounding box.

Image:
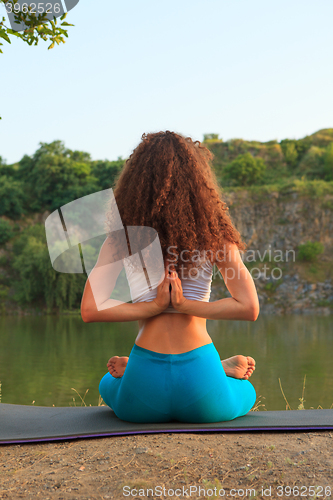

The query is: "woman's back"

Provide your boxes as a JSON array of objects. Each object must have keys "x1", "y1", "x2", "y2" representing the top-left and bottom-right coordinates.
[
  {"x1": 125, "y1": 257, "x2": 214, "y2": 313},
  {"x1": 134, "y1": 258, "x2": 214, "y2": 353},
  {"x1": 82, "y1": 131, "x2": 258, "y2": 351}
]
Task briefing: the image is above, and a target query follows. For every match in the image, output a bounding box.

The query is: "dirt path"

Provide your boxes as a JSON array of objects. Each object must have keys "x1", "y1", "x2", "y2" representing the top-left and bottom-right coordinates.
[{"x1": 1, "y1": 431, "x2": 332, "y2": 499}]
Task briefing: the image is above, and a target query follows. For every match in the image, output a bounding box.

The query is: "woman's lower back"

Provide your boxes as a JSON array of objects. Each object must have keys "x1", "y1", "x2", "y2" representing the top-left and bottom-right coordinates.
[{"x1": 135, "y1": 312, "x2": 213, "y2": 354}]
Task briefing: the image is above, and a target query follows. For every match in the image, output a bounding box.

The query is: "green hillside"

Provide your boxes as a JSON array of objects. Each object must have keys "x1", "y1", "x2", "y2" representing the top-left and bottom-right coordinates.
[{"x1": 203, "y1": 128, "x2": 333, "y2": 187}]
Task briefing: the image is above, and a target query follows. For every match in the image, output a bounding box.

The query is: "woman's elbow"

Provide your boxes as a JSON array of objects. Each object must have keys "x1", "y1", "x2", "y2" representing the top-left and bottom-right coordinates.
[
  {"x1": 81, "y1": 307, "x2": 93, "y2": 323},
  {"x1": 249, "y1": 303, "x2": 260, "y2": 321}
]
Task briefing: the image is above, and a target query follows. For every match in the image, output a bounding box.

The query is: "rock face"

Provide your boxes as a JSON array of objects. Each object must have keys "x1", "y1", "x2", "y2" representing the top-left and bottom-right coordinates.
[
  {"x1": 211, "y1": 274, "x2": 333, "y2": 316},
  {"x1": 210, "y1": 189, "x2": 333, "y2": 315},
  {"x1": 223, "y1": 190, "x2": 333, "y2": 255}
]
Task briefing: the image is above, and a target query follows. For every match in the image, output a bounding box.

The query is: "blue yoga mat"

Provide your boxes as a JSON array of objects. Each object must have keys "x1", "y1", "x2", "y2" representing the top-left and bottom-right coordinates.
[{"x1": 1, "y1": 404, "x2": 332, "y2": 444}]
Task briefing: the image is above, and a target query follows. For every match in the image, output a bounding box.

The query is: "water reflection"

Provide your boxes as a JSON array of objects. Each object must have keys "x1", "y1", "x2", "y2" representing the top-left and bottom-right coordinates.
[{"x1": 0, "y1": 315, "x2": 332, "y2": 410}]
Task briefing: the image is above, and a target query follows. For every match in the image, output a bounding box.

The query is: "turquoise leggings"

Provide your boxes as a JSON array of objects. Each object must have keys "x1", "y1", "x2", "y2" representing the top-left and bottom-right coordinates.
[{"x1": 99, "y1": 342, "x2": 256, "y2": 423}]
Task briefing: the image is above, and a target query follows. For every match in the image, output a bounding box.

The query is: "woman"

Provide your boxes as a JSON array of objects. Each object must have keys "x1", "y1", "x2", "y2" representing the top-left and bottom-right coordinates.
[{"x1": 81, "y1": 131, "x2": 259, "y2": 423}]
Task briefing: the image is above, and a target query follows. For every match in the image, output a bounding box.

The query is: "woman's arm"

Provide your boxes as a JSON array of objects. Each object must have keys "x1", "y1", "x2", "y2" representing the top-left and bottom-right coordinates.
[
  {"x1": 81, "y1": 276, "x2": 167, "y2": 322},
  {"x1": 81, "y1": 239, "x2": 171, "y2": 322},
  {"x1": 81, "y1": 281, "x2": 165, "y2": 323},
  {"x1": 173, "y1": 241, "x2": 260, "y2": 321}
]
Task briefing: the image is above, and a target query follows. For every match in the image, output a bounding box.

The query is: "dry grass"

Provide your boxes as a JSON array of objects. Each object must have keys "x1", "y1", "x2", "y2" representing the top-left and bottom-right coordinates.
[{"x1": 278, "y1": 375, "x2": 333, "y2": 410}]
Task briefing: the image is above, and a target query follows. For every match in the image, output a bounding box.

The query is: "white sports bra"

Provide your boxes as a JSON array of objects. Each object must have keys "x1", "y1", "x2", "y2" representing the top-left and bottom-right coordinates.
[{"x1": 123, "y1": 257, "x2": 214, "y2": 314}]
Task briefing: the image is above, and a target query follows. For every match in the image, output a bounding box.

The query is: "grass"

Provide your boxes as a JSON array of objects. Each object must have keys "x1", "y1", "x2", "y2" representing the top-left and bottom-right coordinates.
[
  {"x1": 278, "y1": 375, "x2": 333, "y2": 410},
  {"x1": 294, "y1": 259, "x2": 333, "y2": 284},
  {"x1": 70, "y1": 387, "x2": 105, "y2": 407},
  {"x1": 250, "y1": 395, "x2": 266, "y2": 412}
]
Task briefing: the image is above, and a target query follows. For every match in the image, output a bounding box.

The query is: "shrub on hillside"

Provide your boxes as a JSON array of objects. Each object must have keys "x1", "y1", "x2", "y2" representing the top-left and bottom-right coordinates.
[
  {"x1": 10, "y1": 224, "x2": 87, "y2": 313},
  {"x1": 323, "y1": 143, "x2": 333, "y2": 181},
  {"x1": 297, "y1": 241, "x2": 324, "y2": 262},
  {"x1": 297, "y1": 146, "x2": 326, "y2": 179},
  {"x1": 0, "y1": 219, "x2": 14, "y2": 245},
  {"x1": 222, "y1": 153, "x2": 266, "y2": 186},
  {"x1": 0, "y1": 175, "x2": 26, "y2": 219}
]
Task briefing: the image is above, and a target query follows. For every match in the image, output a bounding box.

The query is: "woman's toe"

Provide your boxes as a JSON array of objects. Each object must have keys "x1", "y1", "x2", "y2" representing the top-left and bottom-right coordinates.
[{"x1": 247, "y1": 356, "x2": 256, "y2": 368}]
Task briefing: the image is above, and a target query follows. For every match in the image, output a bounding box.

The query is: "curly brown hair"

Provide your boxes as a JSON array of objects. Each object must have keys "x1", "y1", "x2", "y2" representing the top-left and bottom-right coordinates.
[{"x1": 105, "y1": 131, "x2": 247, "y2": 272}]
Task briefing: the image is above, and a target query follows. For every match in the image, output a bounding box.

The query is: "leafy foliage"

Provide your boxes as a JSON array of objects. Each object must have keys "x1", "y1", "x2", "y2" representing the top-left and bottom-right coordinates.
[
  {"x1": 0, "y1": 1, "x2": 74, "y2": 119},
  {"x1": 203, "y1": 133, "x2": 223, "y2": 144},
  {"x1": 0, "y1": 219, "x2": 14, "y2": 245},
  {"x1": 323, "y1": 143, "x2": 333, "y2": 181},
  {"x1": 10, "y1": 224, "x2": 86, "y2": 312},
  {"x1": 0, "y1": 174, "x2": 26, "y2": 218},
  {"x1": 297, "y1": 241, "x2": 324, "y2": 262},
  {"x1": 0, "y1": 1, "x2": 74, "y2": 53},
  {"x1": 17, "y1": 141, "x2": 100, "y2": 212},
  {"x1": 222, "y1": 152, "x2": 266, "y2": 186},
  {"x1": 90, "y1": 158, "x2": 125, "y2": 190},
  {"x1": 206, "y1": 129, "x2": 333, "y2": 186}
]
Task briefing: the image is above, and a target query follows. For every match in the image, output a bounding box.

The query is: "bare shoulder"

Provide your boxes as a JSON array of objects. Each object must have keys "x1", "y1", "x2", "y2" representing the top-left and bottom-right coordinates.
[
  {"x1": 211, "y1": 240, "x2": 244, "y2": 270},
  {"x1": 95, "y1": 235, "x2": 123, "y2": 269}
]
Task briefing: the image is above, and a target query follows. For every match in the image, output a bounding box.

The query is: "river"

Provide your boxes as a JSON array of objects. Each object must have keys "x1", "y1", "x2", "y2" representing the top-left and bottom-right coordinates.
[{"x1": 0, "y1": 314, "x2": 332, "y2": 411}]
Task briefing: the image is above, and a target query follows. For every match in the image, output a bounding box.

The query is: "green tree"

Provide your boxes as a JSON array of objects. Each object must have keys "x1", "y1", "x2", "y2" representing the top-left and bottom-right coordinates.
[
  {"x1": 203, "y1": 133, "x2": 223, "y2": 144},
  {"x1": 222, "y1": 152, "x2": 266, "y2": 186},
  {"x1": 17, "y1": 140, "x2": 100, "y2": 212},
  {"x1": 280, "y1": 140, "x2": 298, "y2": 168},
  {"x1": 297, "y1": 145, "x2": 326, "y2": 180},
  {"x1": 0, "y1": 156, "x2": 19, "y2": 178},
  {"x1": 280, "y1": 138, "x2": 312, "y2": 170},
  {"x1": 91, "y1": 159, "x2": 125, "y2": 190},
  {"x1": 204, "y1": 134, "x2": 219, "y2": 141},
  {"x1": 0, "y1": 174, "x2": 27, "y2": 218},
  {"x1": 10, "y1": 224, "x2": 86, "y2": 313},
  {"x1": 0, "y1": 219, "x2": 14, "y2": 245},
  {"x1": 323, "y1": 143, "x2": 333, "y2": 181}
]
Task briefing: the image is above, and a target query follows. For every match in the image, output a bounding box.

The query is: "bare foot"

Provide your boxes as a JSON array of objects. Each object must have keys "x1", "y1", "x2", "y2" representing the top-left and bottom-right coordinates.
[
  {"x1": 107, "y1": 356, "x2": 129, "y2": 378},
  {"x1": 106, "y1": 353, "x2": 255, "y2": 380},
  {"x1": 222, "y1": 355, "x2": 256, "y2": 380}
]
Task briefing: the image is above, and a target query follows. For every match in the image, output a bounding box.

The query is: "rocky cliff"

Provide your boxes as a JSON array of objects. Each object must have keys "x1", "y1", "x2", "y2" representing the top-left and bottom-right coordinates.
[{"x1": 210, "y1": 187, "x2": 333, "y2": 315}]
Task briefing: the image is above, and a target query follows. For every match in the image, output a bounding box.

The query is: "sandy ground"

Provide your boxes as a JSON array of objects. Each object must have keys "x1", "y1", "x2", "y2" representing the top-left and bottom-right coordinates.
[{"x1": 0, "y1": 431, "x2": 332, "y2": 500}]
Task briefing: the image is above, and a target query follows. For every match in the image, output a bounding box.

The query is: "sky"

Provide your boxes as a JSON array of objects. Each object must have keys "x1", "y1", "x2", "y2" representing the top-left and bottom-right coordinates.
[{"x1": 1, "y1": 0, "x2": 333, "y2": 165}]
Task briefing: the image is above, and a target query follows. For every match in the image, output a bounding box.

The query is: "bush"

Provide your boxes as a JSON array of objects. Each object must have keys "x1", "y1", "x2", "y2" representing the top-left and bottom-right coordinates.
[
  {"x1": 0, "y1": 219, "x2": 14, "y2": 245},
  {"x1": 297, "y1": 241, "x2": 324, "y2": 262},
  {"x1": 203, "y1": 133, "x2": 223, "y2": 144},
  {"x1": 17, "y1": 141, "x2": 100, "y2": 212},
  {"x1": 222, "y1": 153, "x2": 266, "y2": 186},
  {"x1": 323, "y1": 143, "x2": 333, "y2": 181},
  {"x1": 281, "y1": 140, "x2": 298, "y2": 168},
  {"x1": 10, "y1": 224, "x2": 87, "y2": 313},
  {"x1": 297, "y1": 146, "x2": 326, "y2": 179},
  {"x1": 0, "y1": 175, "x2": 26, "y2": 219}
]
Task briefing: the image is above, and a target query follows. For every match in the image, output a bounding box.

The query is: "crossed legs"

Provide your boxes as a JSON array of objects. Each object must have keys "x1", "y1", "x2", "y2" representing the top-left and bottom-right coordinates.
[{"x1": 107, "y1": 353, "x2": 255, "y2": 380}]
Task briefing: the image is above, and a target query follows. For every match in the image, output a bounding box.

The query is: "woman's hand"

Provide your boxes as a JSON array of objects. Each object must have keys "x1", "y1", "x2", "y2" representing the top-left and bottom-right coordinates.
[
  {"x1": 169, "y1": 269, "x2": 188, "y2": 312},
  {"x1": 152, "y1": 267, "x2": 171, "y2": 311}
]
